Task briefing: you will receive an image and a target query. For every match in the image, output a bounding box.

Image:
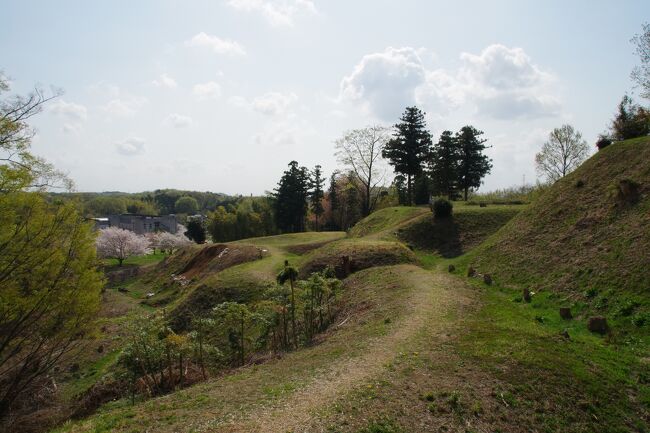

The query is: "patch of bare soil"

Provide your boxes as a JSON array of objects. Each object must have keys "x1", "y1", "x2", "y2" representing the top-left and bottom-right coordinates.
[{"x1": 180, "y1": 244, "x2": 263, "y2": 280}]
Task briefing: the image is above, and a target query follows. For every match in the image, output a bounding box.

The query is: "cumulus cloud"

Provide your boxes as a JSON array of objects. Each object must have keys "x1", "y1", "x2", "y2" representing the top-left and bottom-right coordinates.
[
  {"x1": 185, "y1": 32, "x2": 246, "y2": 55},
  {"x1": 164, "y1": 113, "x2": 194, "y2": 128},
  {"x1": 192, "y1": 81, "x2": 222, "y2": 100},
  {"x1": 458, "y1": 44, "x2": 560, "y2": 119},
  {"x1": 254, "y1": 123, "x2": 297, "y2": 147},
  {"x1": 48, "y1": 99, "x2": 88, "y2": 121},
  {"x1": 115, "y1": 137, "x2": 146, "y2": 156},
  {"x1": 340, "y1": 44, "x2": 560, "y2": 121},
  {"x1": 152, "y1": 73, "x2": 178, "y2": 89},
  {"x1": 226, "y1": 0, "x2": 316, "y2": 27}
]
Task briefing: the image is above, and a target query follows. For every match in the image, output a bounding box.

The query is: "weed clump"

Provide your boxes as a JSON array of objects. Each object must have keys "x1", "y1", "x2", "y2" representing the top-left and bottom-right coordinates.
[{"x1": 430, "y1": 197, "x2": 453, "y2": 219}]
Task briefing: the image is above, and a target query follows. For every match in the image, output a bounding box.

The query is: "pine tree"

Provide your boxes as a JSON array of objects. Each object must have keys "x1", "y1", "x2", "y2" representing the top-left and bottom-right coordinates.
[
  {"x1": 455, "y1": 126, "x2": 493, "y2": 201},
  {"x1": 327, "y1": 171, "x2": 340, "y2": 230},
  {"x1": 429, "y1": 130, "x2": 461, "y2": 200},
  {"x1": 310, "y1": 165, "x2": 325, "y2": 231},
  {"x1": 274, "y1": 161, "x2": 310, "y2": 233},
  {"x1": 382, "y1": 106, "x2": 432, "y2": 205}
]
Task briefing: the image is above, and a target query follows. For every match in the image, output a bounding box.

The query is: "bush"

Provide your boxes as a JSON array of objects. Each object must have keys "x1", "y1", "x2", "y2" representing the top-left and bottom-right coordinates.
[
  {"x1": 596, "y1": 136, "x2": 612, "y2": 150},
  {"x1": 430, "y1": 197, "x2": 453, "y2": 219}
]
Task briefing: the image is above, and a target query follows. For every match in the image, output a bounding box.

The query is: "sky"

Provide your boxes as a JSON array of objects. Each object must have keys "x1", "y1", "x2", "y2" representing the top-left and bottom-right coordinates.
[{"x1": 1, "y1": 0, "x2": 648, "y2": 195}]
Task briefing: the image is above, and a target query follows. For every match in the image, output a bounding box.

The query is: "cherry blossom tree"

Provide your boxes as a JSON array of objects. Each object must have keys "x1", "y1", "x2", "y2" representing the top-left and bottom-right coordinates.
[
  {"x1": 96, "y1": 227, "x2": 150, "y2": 266},
  {"x1": 157, "y1": 231, "x2": 190, "y2": 254}
]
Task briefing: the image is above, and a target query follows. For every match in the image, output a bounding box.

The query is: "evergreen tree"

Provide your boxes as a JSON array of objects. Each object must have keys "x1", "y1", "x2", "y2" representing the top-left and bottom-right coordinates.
[
  {"x1": 413, "y1": 174, "x2": 431, "y2": 205},
  {"x1": 342, "y1": 184, "x2": 362, "y2": 230},
  {"x1": 382, "y1": 106, "x2": 432, "y2": 205},
  {"x1": 184, "y1": 219, "x2": 206, "y2": 243},
  {"x1": 327, "y1": 171, "x2": 340, "y2": 230},
  {"x1": 610, "y1": 95, "x2": 650, "y2": 140},
  {"x1": 429, "y1": 130, "x2": 461, "y2": 200},
  {"x1": 455, "y1": 126, "x2": 493, "y2": 201},
  {"x1": 310, "y1": 165, "x2": 325, "y2": 230},
  {"x1": 392, "y1": 175, "x2": 409, "y2": 205},
  {"x1": 274, "y1": 161, "x2": 309, "y2": 233}
]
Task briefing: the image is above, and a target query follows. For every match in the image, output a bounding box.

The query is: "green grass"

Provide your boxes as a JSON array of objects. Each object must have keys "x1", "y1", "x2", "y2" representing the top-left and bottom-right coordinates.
[
  {"x1": 348, "y1": 207, "x2": 428, "y2": 238},
  {"x1": 103, "y1": 252, "x2": 168, "y2": 268}
]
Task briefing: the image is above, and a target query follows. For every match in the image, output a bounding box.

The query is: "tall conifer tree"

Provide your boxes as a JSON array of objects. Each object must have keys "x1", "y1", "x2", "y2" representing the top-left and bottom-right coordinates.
[{"x1": 382, "y1": 106, "x2": 432, "y2": 205}]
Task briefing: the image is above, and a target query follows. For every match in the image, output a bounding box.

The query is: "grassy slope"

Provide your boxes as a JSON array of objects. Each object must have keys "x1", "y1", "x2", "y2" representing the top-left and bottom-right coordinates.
[
  {"x1": 397, "y1": 204, "x2": 523, "y2": 257},
  {"x1": 469, "y1": 137, "x2": 650, "y2": 334},
  {"x1": 55, "y1": 160, "x2": 650, "y2": 433}
]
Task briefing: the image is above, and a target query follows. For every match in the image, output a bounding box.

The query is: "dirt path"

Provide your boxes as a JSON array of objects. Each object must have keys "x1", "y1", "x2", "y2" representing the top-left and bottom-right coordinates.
[
  {"x1": 365, "y1": 210, "x2": 429, "y2": 242},
  {"x1": 218, "y1": 265, "x2": 474, "y2": 433}
]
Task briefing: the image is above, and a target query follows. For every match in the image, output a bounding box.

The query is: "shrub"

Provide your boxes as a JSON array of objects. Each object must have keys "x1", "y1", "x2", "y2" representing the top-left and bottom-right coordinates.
[
  {"x1": 595, "y1": 136, "x2": 612, "y2": 150},
  {"x1": 430, "y1": 197, "x2": 453, "y2": 219}
]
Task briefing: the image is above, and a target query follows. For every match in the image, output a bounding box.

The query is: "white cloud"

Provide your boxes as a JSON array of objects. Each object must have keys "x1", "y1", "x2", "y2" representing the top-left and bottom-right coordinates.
[
  {"x1": 48, "y1": 99, "x2": 88, "y2": 121},
  {"x1": 340, "y1": 44, "x2": 561, "y2": 121},
  {"x1": 457, "y1": 44, "x2": 560, "y2": 119},
  {"x1": 228, "y1": 92, "x2": 298, "y2": 116},
  {"x1": 226, "y1": 0, "x2": 316, "y2": 27},
  {"x1": 340, "y1": 47, "x2": 431, "y2": 121},
  {"x1": 152, "y1": 73, "x2": 178, "y2": 89},
  {"x1": 185, "y1": 32, "x2": 246, "y2": 55},
  {"x1": 254, "y1": 123, "x2": 298, "y2": 148},
  {"x1": 115, "y1": 137, "x2": 146, "y2": 156},
  {"x1": 164, "y1": 113, "x2": 194, "y2": 128},
  {"x1": 192, "y1": 81, "x2": 222, "y2": 100}
]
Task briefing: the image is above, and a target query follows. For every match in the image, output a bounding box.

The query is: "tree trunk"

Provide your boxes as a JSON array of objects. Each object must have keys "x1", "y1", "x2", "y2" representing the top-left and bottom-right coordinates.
[
  {"x1": 464, "y1": 186, "x2": 469, "y2": 202},
  {"x1": 407, "y1": 174, "x2": 413, "y2": 206}
]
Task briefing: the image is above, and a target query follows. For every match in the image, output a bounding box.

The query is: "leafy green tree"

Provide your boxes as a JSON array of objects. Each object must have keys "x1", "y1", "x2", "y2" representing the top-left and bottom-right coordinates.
[
  {"x1": 85, "y1": 196, "x2": 127, "y2": 216},
  {"x1": 184, "y1": 219, "x2": 206, "y2": 244},
  {"x1": 342, "y1": 182, "x2": 362, "y2": 229},
  {"x1": 0, "y1": 75, "x2": 103, "y2": 417},
  {"x1": 277, "y1": 261, "x2": 299, "y2": 349},
  {"x1": 174, "y1": 196, "x2": 199, "y2": 215},
  {"x1": 429, "y1": 130, "x2": 461, "y2": 199},
  {"x1": 382, "y1": 106, "x2": 432, "y2": 205},
  {"x1": 274, "y1": 161, "x2": 309, "y2": 233},
  {"x1": 310, "y1": 165, "x2": 325, "y2": 230},
  {"x1": 212, "y1": 302, "x2": 257, "y2": 366},
  {"x1": 413, "y1": 174, "x2": 431, "y2": 205},
  {"x1": 126, "y1": 199, "x2": 158, "y2": 215},
  {"x1": 455, "y1": 126, "x2": 493, "y2": 201}
]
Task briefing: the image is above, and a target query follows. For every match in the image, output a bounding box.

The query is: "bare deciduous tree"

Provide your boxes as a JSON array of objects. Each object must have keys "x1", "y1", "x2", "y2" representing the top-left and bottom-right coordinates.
[
  {"x1": 535, "y1": 124, "x2": 590, "y2": 182},
  {"x1": 335, "y1": 125, "x2": 390, "y2": 216},
  {"x1": 631, "y1": 22, "x2": 650, "y2": 100}
]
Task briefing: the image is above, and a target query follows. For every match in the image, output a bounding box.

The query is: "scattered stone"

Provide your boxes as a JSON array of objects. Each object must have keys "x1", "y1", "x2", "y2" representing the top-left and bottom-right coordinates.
[
  {"x1": 100, "y1": 326, "x2": 107, "y2": 332},
  {"x1": 559, "y1": 329, "x2": 571, "y2": 340},
  {"x1": 588, "y1": 316, "x2": 609, "y2": 334},
  {"x1": 448, "y1": 264, "x2": 455, "y2": 273},
  {"x1": 483, "y1": 274, "x2": 493, "y2": 285},
  {"x1": 559, "y1": 307, "x2": 572, "y2": 320},
  {"x1": 97, "y1": 345, "x2": 104, "y2": 353},
  {"x1": 146, "y1": 292, "x2": 155, "y2": 299},
  {"x1": 117, "y1": 287, "x2": 129, "y2": 293},
  {"x1": 523, "y1": 288, "x2": 532, "y2": 303},
  {"x1": 467, "y1": 267, "x2": 476, "y2": 277},
  {"x1": 69, "y1": 363, "x2": 80, "y2": 373}
]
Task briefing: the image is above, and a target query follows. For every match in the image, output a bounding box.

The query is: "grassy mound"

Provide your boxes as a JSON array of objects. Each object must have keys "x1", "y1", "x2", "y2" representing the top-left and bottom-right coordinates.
[
  {"x1": 469, "y1": 137, "x2": 650, "y2": 321},
  {"x1": 397, "y1": 205, "x2": 522, "y2": 257},
  {"x1": 298, "y1": 239, "x2": 417, "y2": 278},
  {"x1": 348, "y1": 206, "x2": 428, "y2": 238}
]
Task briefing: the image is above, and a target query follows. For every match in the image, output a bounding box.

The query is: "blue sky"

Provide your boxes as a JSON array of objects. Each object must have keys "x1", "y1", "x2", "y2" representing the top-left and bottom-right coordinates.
[{"x1": 2, "y1": 0, "x2": 648, "y2": 194}]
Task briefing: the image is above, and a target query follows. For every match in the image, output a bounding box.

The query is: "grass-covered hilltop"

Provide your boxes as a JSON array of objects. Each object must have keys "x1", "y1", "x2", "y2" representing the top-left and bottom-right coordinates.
[{"x1": 14, "y1": 137, "x2": 643, "y2": 433}]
